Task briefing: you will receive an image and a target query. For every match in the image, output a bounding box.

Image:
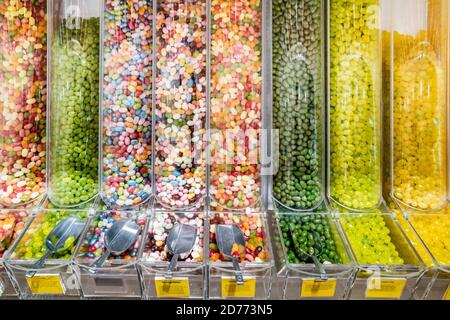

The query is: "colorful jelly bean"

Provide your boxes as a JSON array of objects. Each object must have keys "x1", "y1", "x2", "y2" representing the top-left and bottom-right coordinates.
[
  {"x1": 341, "y1": 214, "x2": 404, "y2": 265},
  {"x1": 155, "y1": 0, "x2": 207, "y2": 209},
  {"x1": 210, "y1": 0, "x2": 262, "y2": 211},
  {"x1": 78, "y1": 210, "x2": 146, "y2": 262},
  {"x1": 143, "y1": 212, "x2": 204, "y2": 262},
  {"x1": 48, "y1": 16, "x2": 100, "y2": 207},
  {"x1": 0, "y1": 0, "x2": 47, "y2": 206},
  {"x1": 101, "y1": 0, "x2": 153, "y2": 209},
  {"x1": 279, "y1": 214, "x2": 344, "y2": 265},
  {"x1": 329, "y1": 0, "x2": 382, "y2": 210},
  {"x1": 209, "y1": 213, "x2": 268, "y2": 263},
  {"x1": 12, "y1": 208, "x2": 87, "y2": 260},
  {"x1": 390, "y1": 31, "x2": 447, "y2": 211},
  {"x1": 272, "y1": 0, "x2": 324, "y2": 210}
]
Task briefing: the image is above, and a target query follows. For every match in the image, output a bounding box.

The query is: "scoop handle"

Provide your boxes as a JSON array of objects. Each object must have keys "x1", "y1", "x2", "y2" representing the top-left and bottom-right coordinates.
[
  {"x1": 166, "y1": 254, "x2": 180, "y2": 279},
  {"x1": 26, "y1": 250, "x2": 52, "y2": 278},
  {"x1": 232, "y1": 256, "x2": 245, "y2": 285},
  {"x1": 89, "y1": 249, "x2": 111, "y2": 273},
  {"x1": 311, "y1": 255, "x2": 328, "y2": 280}
]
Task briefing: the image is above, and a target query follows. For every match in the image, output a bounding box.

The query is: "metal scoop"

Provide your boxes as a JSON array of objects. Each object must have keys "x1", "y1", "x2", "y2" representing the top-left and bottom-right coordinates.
[
  {"x1": 290, "y1": 224, "x2": 328, "y2": 280},
  {"x1": 166, "y1": 223, "x2": 197, "y2": 278},
  {"x1": 216, "y1": 224, "x2": 246, "y2": 285},
  {"x1": 89, "y1": 219, "x2": 140, "y2": 273},
  {"x1": 26, "y1": 217, "x2": 86, "y2": 278}
]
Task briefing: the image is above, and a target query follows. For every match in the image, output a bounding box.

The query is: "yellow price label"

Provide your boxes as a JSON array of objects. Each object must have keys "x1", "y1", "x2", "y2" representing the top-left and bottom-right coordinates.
[
  {"x1": 222, "y1": 277, "x2": 256, "y2": 298},
  {"x1": 366, "y1": 278, "x2": 406, "y2": 299},
  {"x1": 26, "y1": 274, "x2": 65, "y2": 295},
  {"x1": 301, "y1": 278, "x2": 337, "y2": 298},
  {"x1": 444, "y1": 284, "x2": 450, "y2": 300},
  {"x1": 155, "y1": 277, "x2": 190, "y2": 298}
]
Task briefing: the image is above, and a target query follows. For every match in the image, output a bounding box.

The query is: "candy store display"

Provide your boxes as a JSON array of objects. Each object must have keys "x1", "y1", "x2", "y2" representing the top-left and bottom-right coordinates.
[
  {"x1": 279, "y1": 214, "x2": 344, "y2": 265},
  {"x1": 210, "y1": 0, "x2": 262, "y2": 211},
  {"x1": 340, "y1": 214, "x2": 405, "y2": 265},
  {"x1": 48, "y1": 1, "x2": 100, "y2": 207},
  {"x1": 388, "y1": 0, "x2": 448, "y2": 211},
  {"x1": 272, "y1": 0, "x2": 324, "y2": 210},
  {"x1": 101, "y1": 0, "x2": 153, "y2": 209},
  {"x1": 329, "y1": 0, "x2": 382, "y2": 210},
  {"x1": 0, "y1": 0, "x2": 47, "y2": 206},
  {"x1": 209, "y1": 213, "x2": 269, "y2": 263},
  {"x1": 76, "y1": 210, "x2": 146, "y2": 263},
  {"x1": 143, "y1": 212, "x2": 204, "y2": 263},
  {"x1": 11, "y1": 206, "x2": 88, "y2": 260},
  {"x1": 154, "y1": 0, "x2": 207, "y2": 209}
]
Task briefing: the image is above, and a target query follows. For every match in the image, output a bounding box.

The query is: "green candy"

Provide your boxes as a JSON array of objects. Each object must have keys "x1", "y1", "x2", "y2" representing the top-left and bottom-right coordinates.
[
  {"x1": 329, "y1": 0, "x2": 382, "y2": 210},
  {"x1": 280, "y1": 214, "x2": 343, "y2": 265},
  {"x1": 272, "y1": 0, "x2": 323, "y2": 210},
  {"x1": 49, "y1": 18, "x2": 100, "y2": 207}
]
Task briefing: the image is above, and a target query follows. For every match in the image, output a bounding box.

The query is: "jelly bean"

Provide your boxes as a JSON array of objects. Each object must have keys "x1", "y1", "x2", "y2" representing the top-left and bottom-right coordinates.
[
  {"x1": 272, "y1": 0, "x2": 323, "y2": 210},
  {"x1": 101, "y1": 0, "x2": 153, "y2": 209},
  {"x1": 12, "y1": 207, "x2": 87, "y2": 260},
  {"x1": 389, "y1": 31, "x2": 447, "y2": 211},
  {"x1": 48, "y1": 16, "x2": 100, "y2": 207},
  {"x1": 408, "y1": 213, "x2": 450, "y2": 266},
  {"x1": 0, "y1": 0, "x2": 47, "y2": 206},
  {"x1": 329, "y1": 0, "x2": 382, "y2": 210},
  {"x1": 209, "y1": 213, "x2": 268, "y2": 263},
  {"x1": 78, "y1": 210, "x2": 146, "y2": 262},
  {"x1": 279, "y1": 214, "x2": 343, "y2": 265},
  {"x1": 341, "y1": 214, "x2": 404, "y2": 265},
  {"x1": 210, "y1": 0, "x2": 262, "y2": 211},
  {"x1": 143, "y1": 212, "x2": 204, "y2": 262},
  {"x1": 155, "y1": 0, "x2": 207, "y2": 209}
]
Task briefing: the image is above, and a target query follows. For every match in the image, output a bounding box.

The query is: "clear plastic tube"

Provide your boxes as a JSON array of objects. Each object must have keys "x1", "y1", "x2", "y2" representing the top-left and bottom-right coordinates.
[
  {"x1": 210, "y1": 0, "x2": 262, "y2": 211},
  {"x1": 272, "y1": 0, "x2": 324, "y2": 211},
  {"x1": 390, "y1": 0, "x2": 448, "y2": 211},
  {"x1": 329, "y1": 0, "x2": 382, "y2": 211},
  {"x1": 48, "y1": 0, "x2": 100, "y2": 207},
  {"x1": 154, "y1": 0, "x2": 207, "y2": 209},
  {"x1": 100, "y1": 0, "x2": 153, "y2": 209},
  {"x1": 0, "y1": 1, "x2": 47, "y2": 206}
]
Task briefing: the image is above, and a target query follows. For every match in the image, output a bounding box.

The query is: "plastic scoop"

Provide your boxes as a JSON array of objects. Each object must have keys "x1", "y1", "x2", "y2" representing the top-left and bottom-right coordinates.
[
  {"x1": 166, "y1": 223, "x2": 197, "y2": 278},
  {"x1": 216, "y1": 224, "x2": 246, "y2": 285},
  {"x1": 289, "y1": 224, "x2": 328, "y2": 280},
  {"x1": 89, "y1": 219, "x2": 140, "y2": 273},
  {"x1": 26, "y1": 217, "x2": 86, "y2": 278}
]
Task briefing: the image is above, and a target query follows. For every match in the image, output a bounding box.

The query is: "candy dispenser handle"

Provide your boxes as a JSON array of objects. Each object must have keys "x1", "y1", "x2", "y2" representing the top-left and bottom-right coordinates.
[
  {"x1": 166, "y1": 254, "x2": 180, "y2": 279},
  {"x1": 311, "y1": 255, "x2": 328, "y2": 281},
  {"x1": 232, "y1": 256, "x2": 245, "y2": 285},
  {"x1": 89, "y1": 249, "x2": 111, "y2": 273},
  {"x1": 26, "y1": 250, "x2": 53, "y2": 278}
]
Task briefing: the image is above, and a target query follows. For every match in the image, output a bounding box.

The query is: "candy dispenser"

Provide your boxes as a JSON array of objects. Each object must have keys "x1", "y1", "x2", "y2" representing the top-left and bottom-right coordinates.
[
  {"x1": 328, "y1": 0, "x2": 382, "y2": 211},
  {"x1": 73, "y1": 205, "x2": 148, "y2": 298},
  {"x1": 100, "y1": 0, "x2": 153, "y2": 209},
  {"x1": 5, "y1": 198, "x2": 92, "y2": 299},
  {"x1": 154, "y1": 0, "x2": 207, "y2": 211},
  {"x1": 271, "y1": 0, "x2": 325, "y2": 211},
  {"x1": 395, "y1": 205, "x2": 450, "y2": 300},
  {"x1": 47, "y1": 0, "x2": 101, "y2": 207},
  {"x1": 273, "y1": 206, "x2": 356, "y2": 300},
  {"x1": 140, "y1": 210, "x2": 207, "y2": 299},
  {"x1": 0, "y1": 0, "x2": 47, "y2": 207},
  {"x1": 0, "y1": 203, "x2": 37, "y2": 298},
  {"x1": 384, "y1": 0, "x2": 448, "y2": 212},
  {"x1": 208, "y1": 212, "x2": 273, "y2": 299},
  {"x1": 209, "y1": 0, "x2": 267, "y2": 212},
  {"x1": 335, "y1": 203, "x2": 425, "y2": 300}
]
